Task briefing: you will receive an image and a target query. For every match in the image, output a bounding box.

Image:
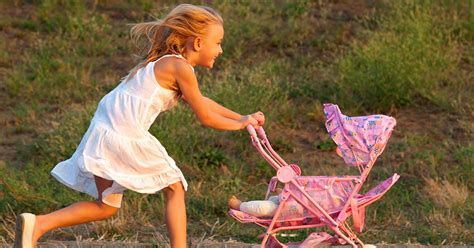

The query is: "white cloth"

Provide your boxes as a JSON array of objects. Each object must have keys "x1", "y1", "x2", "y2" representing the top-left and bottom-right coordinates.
[
  {"x1": 239, "y1": 196, "x2": 280, "y2": 217},
  {"x1": 51, "y1": 54, "x2": 190, "y2": 206}
]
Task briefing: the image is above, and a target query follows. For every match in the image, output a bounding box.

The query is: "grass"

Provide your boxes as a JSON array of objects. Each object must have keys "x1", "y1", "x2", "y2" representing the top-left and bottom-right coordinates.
[
  {"x1": 0, "y1": 0, "x2": 473, "y2": 245},
  {"x1": 332, "y1": 1, "x2": 473, "y2": 113}
]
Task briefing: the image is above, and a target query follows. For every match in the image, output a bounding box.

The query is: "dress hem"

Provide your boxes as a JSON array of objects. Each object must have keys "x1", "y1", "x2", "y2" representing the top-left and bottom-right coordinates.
[{"x1": 51, "y1": 158, "x2": 189, "y2": 201}]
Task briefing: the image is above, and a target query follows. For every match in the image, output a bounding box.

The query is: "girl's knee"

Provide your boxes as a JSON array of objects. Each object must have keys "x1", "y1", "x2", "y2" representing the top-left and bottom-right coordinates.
[
  {"x1": 96, "y1": 201, "x2": 120, "y2": 218},
  {"x1": 163, "y1": 182, "x2": 185, "y2": 197}
]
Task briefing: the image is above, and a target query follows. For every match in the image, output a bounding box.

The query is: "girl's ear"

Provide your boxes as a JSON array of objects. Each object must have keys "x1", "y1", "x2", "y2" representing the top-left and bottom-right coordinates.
[{"x1": 193, "y1": 37, "x2": 202, "y2": 51}]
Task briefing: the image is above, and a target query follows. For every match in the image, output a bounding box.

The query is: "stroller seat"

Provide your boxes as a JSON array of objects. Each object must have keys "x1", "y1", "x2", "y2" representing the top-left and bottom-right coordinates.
[{"x1": 229, "y1": 174, "x2": 399, "y2": 227}]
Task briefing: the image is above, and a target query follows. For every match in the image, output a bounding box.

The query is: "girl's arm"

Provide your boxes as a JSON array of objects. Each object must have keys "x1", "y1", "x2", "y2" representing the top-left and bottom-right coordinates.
[
  {"x1": 203, "y1": 97, "x2": 242, "y2": 121},
  {"x1": 204, "y1": 97, "x2": 265, "y2": 125},
  {"x1": 174, "y1": 61, "x2": 257, "y2": 130}
]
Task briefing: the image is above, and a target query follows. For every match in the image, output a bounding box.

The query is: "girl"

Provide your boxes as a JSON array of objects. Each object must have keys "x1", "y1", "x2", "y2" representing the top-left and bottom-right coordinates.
[{"x1": 14, "y1": 4, "x2": 264, "y2": 248}]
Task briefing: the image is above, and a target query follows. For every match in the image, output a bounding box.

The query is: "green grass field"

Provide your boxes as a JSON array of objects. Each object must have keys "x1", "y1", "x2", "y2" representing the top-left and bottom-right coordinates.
[{"x1": 0, "y1": 0, "x2": 472, "y2": 245}]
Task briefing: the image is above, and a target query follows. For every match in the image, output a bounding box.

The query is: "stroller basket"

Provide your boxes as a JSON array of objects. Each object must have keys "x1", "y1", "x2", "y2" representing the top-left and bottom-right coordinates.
[{"x1": 228, "y1": 103, "x2": 399, "y2": 248}]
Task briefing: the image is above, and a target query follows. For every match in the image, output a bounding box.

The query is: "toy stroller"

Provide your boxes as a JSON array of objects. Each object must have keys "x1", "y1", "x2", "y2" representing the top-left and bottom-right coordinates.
[{"x1": 229, "y1": 103, "x2": 399, "y2": 247}]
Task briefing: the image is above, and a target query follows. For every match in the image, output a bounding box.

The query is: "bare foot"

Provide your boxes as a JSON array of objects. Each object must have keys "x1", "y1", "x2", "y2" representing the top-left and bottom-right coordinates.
[{"x1": 228, "y1": 195, "x2": 242, "y2": 210}]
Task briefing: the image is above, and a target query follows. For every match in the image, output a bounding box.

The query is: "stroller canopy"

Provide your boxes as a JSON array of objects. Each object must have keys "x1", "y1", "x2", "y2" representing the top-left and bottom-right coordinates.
[{"x1": 324, "y1": 104, "x2": 396, "y2": 167}]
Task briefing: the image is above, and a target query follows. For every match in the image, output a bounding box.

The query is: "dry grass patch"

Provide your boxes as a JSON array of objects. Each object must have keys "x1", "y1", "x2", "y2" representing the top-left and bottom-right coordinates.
[
  {"x1": 423, "y1": 178, "x2": 469, "y2": 209},
  {"x1": 426, "y1": 209, "x2": 463, "y2": 229}
]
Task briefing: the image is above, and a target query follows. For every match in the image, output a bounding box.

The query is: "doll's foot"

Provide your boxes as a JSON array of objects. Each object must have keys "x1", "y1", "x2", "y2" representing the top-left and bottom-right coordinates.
[
  {"x1": 336, "y1": 147, "x2": 343, "y2": 158},
  {"x1": 228, "y1": 195, "x2": 242, "y2": 210}
]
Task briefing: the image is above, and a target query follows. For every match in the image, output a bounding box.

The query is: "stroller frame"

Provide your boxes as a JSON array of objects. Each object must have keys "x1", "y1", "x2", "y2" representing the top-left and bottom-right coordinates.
[{"x1": 229, "y1": 104, "x2": 399, "y2": 248}]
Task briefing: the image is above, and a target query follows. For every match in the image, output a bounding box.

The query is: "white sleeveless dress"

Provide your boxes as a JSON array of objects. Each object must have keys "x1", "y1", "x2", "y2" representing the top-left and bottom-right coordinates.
[{"x1": 51, "y1": 54, "x2": 189, "y2": 205}]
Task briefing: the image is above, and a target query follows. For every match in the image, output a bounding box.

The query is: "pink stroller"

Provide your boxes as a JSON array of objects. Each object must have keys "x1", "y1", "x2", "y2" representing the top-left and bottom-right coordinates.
[{"x1": 229, "y1": 103, "x2": 399, "y2": 247}]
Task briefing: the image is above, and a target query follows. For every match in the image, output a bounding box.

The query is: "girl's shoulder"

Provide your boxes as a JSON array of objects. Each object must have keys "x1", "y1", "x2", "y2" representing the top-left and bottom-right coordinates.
[
  {"x1": 154, "y1": 54, "x2": 194, "y2": 74},
  {"x1": 153, "y1": 54, "x2": 195, "y2": 90},
  {"x1": 154, "y1": 54, "x2": 193, "y2": 71}
]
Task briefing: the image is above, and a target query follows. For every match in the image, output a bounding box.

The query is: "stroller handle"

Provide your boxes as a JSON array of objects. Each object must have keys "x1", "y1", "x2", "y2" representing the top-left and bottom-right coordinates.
[
  {"x1": 246, "y1": 124, "x2": 258, "y2": 137},
  {"x1": 246, "y1": 125, "x2": 267, "y2": 140},
  {"x1": 246, "y1": 125, "x2": 289, "y2": 170}
]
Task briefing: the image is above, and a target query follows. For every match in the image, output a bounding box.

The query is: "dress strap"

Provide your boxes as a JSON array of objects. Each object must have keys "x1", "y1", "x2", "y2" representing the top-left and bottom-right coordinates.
[{"x1": 155, "y1": 54, "x2": 194, "y2": 72}]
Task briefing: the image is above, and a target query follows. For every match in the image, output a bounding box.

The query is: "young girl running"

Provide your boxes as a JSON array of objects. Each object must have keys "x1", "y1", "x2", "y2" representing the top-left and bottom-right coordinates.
[{"x1": 14, "y1": 4, "x2": 264, "y2": 248}]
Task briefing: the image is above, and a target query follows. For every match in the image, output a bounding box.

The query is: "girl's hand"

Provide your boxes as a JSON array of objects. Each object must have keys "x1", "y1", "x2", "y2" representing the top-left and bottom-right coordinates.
[
  {"x1": 240, "y1": 115, "x2": 259, "y2": 129},
  {"x1": 250, "y1": 111, "x2": 265, "y2": 126}
]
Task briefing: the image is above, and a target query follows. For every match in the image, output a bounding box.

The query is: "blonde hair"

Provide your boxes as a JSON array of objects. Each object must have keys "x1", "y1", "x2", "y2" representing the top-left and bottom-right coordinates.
[{"x1": 125, "y1": 4, "x2": 223, "y2": 86}]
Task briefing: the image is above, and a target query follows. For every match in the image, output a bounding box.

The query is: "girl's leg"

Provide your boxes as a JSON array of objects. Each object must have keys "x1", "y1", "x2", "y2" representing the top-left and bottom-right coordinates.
[
  {"x1": 162, "y1": 181, "x2": 186, "y2": 248},
  {"x1": 31, "y1": 176, "x2": 120, "y2": 246}
]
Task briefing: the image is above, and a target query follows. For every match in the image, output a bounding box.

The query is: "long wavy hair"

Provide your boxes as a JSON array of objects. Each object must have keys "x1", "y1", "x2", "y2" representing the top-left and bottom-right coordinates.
[{"x1": 124, "y1": 4, "x2": 223, "y2": 89}]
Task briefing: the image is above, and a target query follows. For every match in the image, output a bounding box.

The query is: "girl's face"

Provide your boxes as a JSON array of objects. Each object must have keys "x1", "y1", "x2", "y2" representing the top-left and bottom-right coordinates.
[{"x1": 197, "y1": 24, "x2": 224, "y2": 69}]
